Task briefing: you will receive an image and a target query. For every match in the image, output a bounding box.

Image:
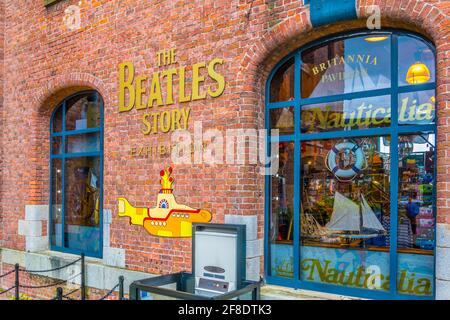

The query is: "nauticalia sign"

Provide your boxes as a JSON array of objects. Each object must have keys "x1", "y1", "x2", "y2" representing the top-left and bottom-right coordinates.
[{"x1": 301, "y1": 96, "x2": 435, "y2": 131}]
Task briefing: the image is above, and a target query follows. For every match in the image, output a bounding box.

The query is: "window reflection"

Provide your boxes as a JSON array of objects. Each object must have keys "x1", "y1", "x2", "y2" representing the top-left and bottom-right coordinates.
[
  {"x1": 270, "y1": 107, "x2": 294, "y2": 134},
  {"x1": 53, "y1": 105, "x2": 63, "y2": 132},
  {"x1": 398, "y1": 90, "x2": 435, "y2": 125},
  {"x1": 51, "y1": 159, "x2": 63, "y2": 247},
  {"x1": 301, "y1": 95, "x2": 391, "y2": 133},
  {"x1": 66, "y1": 94, "x2": 101, "y2": 131},
  {"x1": 397, "y1": 133, "x2": 435, "y2": 296},
  {"x1": 50, "y1": 92, "x2": 103, "y2": 257},
  {"x1": 399, "y1": 36, "x2": 435, "y2": 86},
  {"x1": 301, "y1": 35, "x2": 391, "y2": 98},
  {"x1": 270, "y1": 58, "x2": 295, "y2": 102},
  {"x1": 64, "y1": 157, "x2": 101, "y2": 254},
  {"x1": 300, "y1": 137, "x2": 390, "y2": 291},
  {"x1": 270, "y1": 142, "x2": 295, "y2": 278},
  {"x1": 66, "y1": 132, "x2": 101, "y2": 153},
  {"x1": 267, "y1": 31, "x2": 437, "y2": 297}
]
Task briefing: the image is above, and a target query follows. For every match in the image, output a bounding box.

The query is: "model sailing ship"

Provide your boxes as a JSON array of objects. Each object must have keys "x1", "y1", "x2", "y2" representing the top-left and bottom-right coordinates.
[
  {"x1": 326, "y1": 191, "x2": 385, "y2": 238},
  {"x1": 302, "y1": 192, "x2": 386, "y2": 241}
]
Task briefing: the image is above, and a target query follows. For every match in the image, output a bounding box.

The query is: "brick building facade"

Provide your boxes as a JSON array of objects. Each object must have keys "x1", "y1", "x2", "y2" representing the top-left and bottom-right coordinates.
[{"x1": 0, "y1": 0, "x2": 449, "y2": 300}]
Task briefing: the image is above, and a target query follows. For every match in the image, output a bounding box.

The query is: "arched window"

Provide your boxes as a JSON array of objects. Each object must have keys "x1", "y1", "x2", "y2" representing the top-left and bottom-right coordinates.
[
  {"x1": 266, "y1": 30, "x2": 436, "y2": 299},
  {"x1": 50, "y1": 91, "x2": 103, "y2": 258}
]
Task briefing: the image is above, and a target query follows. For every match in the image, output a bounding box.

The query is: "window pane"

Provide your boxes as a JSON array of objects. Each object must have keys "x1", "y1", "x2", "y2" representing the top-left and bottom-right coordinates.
[
  {"x1": 270, "y1": 142, "x2": 295, "y2": 278},
  {"x1": 52, "y1": 105, "x2": 63, "y2": 133},
  {"x1": 301, "y1": 95, "x2": 390, "y2": 133},
  {"x1": 51, "y1": 159, "x2": 63, "y2": 247},
  {"x1": 52, "y1": 136, "x2": 63, "y2": 155},
  {"x1": 398, "y1": 90, "x2": 435, "y2": 126},
  {"x1": 270, "y1": 58, "x2": 295, "y2": 102},
  {"x1": 66, "y1": 132, "x2": 100, "y2": 154},
  {"x1": 399, "y1": 36, "x2": 435, "y2": 86},
  {"x1": 64, "y1": 156, "x2": 101, "y2": 255},
  {"x1": 270, "y1": 107, "x2": 294, "y2": 135},
  {"x1": 300, "y1": 137, "x2": 390, "y2": 292},
  {"x1": 301, "y1": 35, "x2": 391, "y2": 98},
  {"x1": 66, "y1": 93, "x2": 101, "y2": 131},
  {"x1": 397, "y1": 133, "x2": 435, "y2": 296}
]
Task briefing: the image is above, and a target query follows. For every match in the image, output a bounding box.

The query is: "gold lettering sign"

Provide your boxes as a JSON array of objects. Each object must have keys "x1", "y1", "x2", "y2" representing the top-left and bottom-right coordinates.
[
  {"x1": 311, "y1": 54, "x2": 378, "y2": 84},
  {"x1": 301, "y1": 96, "x2": 435, "y2": 132},
  {"x1": 300, "y1": 258, "x2": 432, "y2": 296},
  {"x1": 118, "y1": 48, "x2": 226, "y2": 138}
]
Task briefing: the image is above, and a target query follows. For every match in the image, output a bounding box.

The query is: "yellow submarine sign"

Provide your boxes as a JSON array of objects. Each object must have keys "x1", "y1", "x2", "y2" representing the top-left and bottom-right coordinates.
[{"x1": 118, "y1": 167, "x2": 212, "y2": 237}]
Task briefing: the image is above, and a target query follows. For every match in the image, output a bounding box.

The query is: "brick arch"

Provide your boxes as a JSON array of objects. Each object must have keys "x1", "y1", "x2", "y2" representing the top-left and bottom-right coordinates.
[
  {"x1": 34, "y1": 72, "x2": 110, "y2": 115},
  {"x1": 27, "y1": 73, "x2": 109, "y2": 205},
  {"x1": 237, "y1": 0, "x2": 447, "y2": 94}
]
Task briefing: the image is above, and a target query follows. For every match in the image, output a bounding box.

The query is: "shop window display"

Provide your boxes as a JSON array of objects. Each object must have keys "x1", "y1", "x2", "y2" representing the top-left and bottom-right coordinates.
[
  {"x1": 50, "y1": 91, "x2": 103, "y2": 258},
  {"x1": 397, "y1": 133, "x2": 435, "y2": 296},
  {"x1": 299, "y1": 137, "x2": 390, "y2": 292},
  {"x1": 270, "y1": 142, "x2": 295, "y2": 278},
  {"x1": 267, "y1": 31, "x2": 436, "y2": 299}
]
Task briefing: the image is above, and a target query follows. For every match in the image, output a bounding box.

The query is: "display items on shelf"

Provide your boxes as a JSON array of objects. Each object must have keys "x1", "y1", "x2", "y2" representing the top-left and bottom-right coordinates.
[{"x1": 297, "y1": 135, "x2": 435, "y2": 254}]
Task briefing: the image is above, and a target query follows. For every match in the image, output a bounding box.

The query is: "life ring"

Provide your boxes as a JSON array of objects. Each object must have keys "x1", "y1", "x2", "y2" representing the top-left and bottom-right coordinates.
[{"x1": 327, "y1": 142, "x2": 365, "y2": 180}]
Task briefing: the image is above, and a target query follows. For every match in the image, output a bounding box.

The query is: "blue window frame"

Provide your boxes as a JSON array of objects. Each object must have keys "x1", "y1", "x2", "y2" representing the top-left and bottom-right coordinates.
[
  {"x1": 264, "y1": 29, "x2": 437, "y2": 299},
  {"x1": 50, "y1": 91, "x2": 104, "y2": 258}
]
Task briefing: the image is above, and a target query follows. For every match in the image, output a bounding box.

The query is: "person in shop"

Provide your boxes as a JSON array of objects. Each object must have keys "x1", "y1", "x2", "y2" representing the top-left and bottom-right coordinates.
[{"x1": 405, "y1": 195, "x2": 420, "y2": 234}]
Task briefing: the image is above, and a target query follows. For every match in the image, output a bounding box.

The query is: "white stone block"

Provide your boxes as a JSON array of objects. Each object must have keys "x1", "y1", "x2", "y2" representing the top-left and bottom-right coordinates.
[
  {"x1": 1, "y1": 248, "x2": 25, "y2": 266},
  {"x1": 103, "y1": 224, "x2": 111, "y2": 248},
  {"x1": 224, "y1": 215, "x2": 258, "y2": 240},
  {"x1": 436, "y1": 246, "x2": 450, "y2": 281},
  {"x1": 25, "y1": 236, "x2": 48, "y2": 252},
  {"x1": 86, "y1": 263, "x2": 105, "y2": 288},
  {"x1": 246, "y1": 239, "x2": 263, "y2": 258},
  {"x1": 25, "y1": 205, "x2": 49, "y2": 221},
  {"x1": 246, "y1": 257, "x2": 261, "y2": 281},
  {"x1": 24, "y1": 253, "x2": 48, "y2": 272},
  {"x1": 18, "y1": 220, "x2": 42, "y2": 237},
  {"x1": 63, "y1": 263, "x2": 83, "y2": 285},
  {"x1": 104, "y1": 209, "x2": 113, "y2": 225},
  {"x1": 103, "y1": 247, "x2": 126, "y2": 268},
  {"x1": 436, "y1": 279, "x2": 450, "y2": 300},
  {"x1": 437, "y1": 223, "x2": 450, "y2": 248}
]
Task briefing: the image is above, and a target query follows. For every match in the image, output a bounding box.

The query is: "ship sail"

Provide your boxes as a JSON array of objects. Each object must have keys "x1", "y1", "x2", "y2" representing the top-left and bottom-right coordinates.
[
  {"x1": 361, "y1": 195, "x2": 385, "y2": 231},
  {"x1": 326, "y1": 192, "x2": 360, "y2": 231},
  {"x1": 301, "y1": 213, "x2": 328, "y2": 237}
]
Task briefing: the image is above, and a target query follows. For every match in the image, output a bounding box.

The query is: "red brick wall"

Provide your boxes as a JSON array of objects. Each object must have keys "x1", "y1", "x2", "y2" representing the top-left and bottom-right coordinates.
[
  {"x1": 0, "y1": 0, "x2": 449, "y2": 279},
  {"x1": 0, "y1": 0, "x2": 4, "y2": 247}
]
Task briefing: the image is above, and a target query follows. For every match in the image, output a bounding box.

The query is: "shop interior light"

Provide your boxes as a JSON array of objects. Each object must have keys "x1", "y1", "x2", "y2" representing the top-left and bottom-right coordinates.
[
  {"x1": 364, "y1": 36, "x2": 388, "y2": 42},
  {"x1": 406, "y1": 62, "x2": 431, "y2": 84},
  {"x1": 406, "y1": 51, "x2": 431, "y2": 84}
]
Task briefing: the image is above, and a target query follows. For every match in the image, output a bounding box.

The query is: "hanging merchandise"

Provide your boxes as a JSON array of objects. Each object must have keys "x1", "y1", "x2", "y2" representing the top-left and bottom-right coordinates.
[
  {"x1": 326, "y1": 141, "x2": 366, "y2": 181},
  {"x1": 275, "y1": 108, "x2": 294, "y2": 133},
  {"x1": 398, "y1": 136, "x2": 414, "y2": 160}
]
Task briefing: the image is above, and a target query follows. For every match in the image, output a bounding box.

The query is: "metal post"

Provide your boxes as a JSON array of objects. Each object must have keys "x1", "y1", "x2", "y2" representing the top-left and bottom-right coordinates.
[
  {"x1": 118, "y1": 276, "x2": 124, "y2": 300},
  {"x1": 81, "y1": 253, "x2": 86, "y2": 300},
  {"x1": 14, "y1": 263, "x2": 20, "y2": 300},
  {"x1": 56, "y1": 287, "x2": 63, "y2": 301}
]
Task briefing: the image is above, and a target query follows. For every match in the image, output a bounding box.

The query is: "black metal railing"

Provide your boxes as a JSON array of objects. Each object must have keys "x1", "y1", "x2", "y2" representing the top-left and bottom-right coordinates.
[{"x1": 0, "y1": 253, "x2": 125, "y2": 300}]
